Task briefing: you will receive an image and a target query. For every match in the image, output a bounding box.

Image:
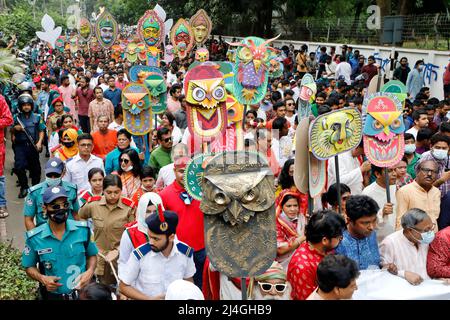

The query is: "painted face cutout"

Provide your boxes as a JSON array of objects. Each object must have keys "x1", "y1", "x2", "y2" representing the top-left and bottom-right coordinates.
[
  {"x1": 184, "y1": 64, "x2": 227, "y2": 141},
  {"x1": 200, "y1": 151, "x2": 277, "y2": 277},
  {"x1": 69, "y1": 36, "x2": 78, "y2": 54},
  {"x1": 146, "y1": 46, "x2": 160, "y2": 67},
  {"x1": 78, "y1": 18, "x2": 92, "y2": 41},
  {"x1": 55, "y1": 36, "x2": 65, "y2": 53},
  {"x1": 309, "y1": 108, "x2": 363, "y2": 160},
  {"x1": 268, "y1": 58, "x2": 284, "y2": 79},
  {"x1": 298, "y1": 73, "x2": 317, "y2": 120},
  {"x1": 138, "y1": 10, "x2": 164, "y2": 48},
  {"x1": 121, "y1": 83, "x2": 152, "y2": 135},
  {"x1": 229, "y1": 36, "x2": 279, "y2": 105},
  {"x1": 126, "y1": 42, "x2": 138, "y2": 62},
  {"x1": 190, "y1": 9, "x2": 212, "y2": 46},
  {"x1": 363, "y1": 93, "x2": 405, "y2": 167},
  {"x1": 95, "y1": 10, "x2": 118, "y2": 49},
  {"x1": 170, "y1": 19, "x2": 194, "y2": 60},
  {"x1": 164, "y1": 45, "x2": 174, "y2": 64},
  {"x1": 195, "y1": 48, "x2": 209, "y2": 62}
]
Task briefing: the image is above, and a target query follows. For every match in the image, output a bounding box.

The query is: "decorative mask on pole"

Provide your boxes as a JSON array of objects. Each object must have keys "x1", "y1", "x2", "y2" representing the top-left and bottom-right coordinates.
[
  {"x1": 137, "y1": 10, "x2": 164, "y2": 48},
  {"x1": 195, "y1": 48, "x2": 210, "y2": 62},
  {"x1": 121, "y1": 83, "x2": 152, "y2": 135},
  {"x1": 298, "y1": 73, "x2": 317, "y2": 120},
  {"x1": 95, "y1": 10, "x2": 118, "y2": 49},
  {"x1": 362, "y1": 93, "x2": 405, "y2": 167},
  {"x1": 170, "y1": 18, "x2": 194, "y2": 60},
  {"x1": 78, "y1": 17, "x2": 92, "y2": 42},
  {"x1": 190, "y1": 9, "x2": 212, "y2": 46}
]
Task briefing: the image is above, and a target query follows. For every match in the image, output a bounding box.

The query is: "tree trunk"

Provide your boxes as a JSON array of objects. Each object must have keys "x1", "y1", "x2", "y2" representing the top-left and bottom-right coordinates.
[
  {"x1": 351, "y1": 0, "x2": 364, "y2": 37},
  {"x1": 263, "y1": 0, "x2": 274, "y2": 38},
  {"x1": 398, "y1": 0, "x2": 411, "y2": 15},
  {"x1": 377, "y1": 0, "x2": 392, "y2": 17}
]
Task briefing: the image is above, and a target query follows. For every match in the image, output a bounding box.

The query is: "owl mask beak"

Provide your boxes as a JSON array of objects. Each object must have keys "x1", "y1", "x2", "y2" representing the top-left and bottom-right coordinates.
[{"x1": 228, "y1": 199, "x2": 243, "y2": 221}]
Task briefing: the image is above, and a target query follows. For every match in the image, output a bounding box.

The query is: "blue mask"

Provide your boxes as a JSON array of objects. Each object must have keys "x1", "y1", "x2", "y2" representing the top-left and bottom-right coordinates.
[
  {"x1": 419, "y1": 230, "x2": 435, "y2": 244},
  {"x1": 46, "y1": 177, "x2": 62, "y2": 187},
  {"x1": 432, "y1": 149, "x2": 448, "y2": 161},
  {"x1": 404, "y1": 144, "x2": 416, "y2": 154}
]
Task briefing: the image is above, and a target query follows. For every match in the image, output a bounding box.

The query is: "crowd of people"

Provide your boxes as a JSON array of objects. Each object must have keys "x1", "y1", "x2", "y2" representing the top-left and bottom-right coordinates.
[{"x1": 0, "y1": 28, "x2": 449, "y2": 301}]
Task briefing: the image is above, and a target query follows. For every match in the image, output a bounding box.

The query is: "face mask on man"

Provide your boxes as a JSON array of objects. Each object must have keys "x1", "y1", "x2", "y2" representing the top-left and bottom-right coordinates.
[
  {"x1": 48, "y1": 208, "x2": 69, "y2": 224},
  {"x1": 404, "y1": 144, "x2": 416, "y2": 154},
  {"x1": 45, "y1": 177, "x2": 62, "y2": 187},
  {"x1": 418, "y1": 65, "x2": 424, "y2": 71},
  {"x1": 63, "y1": 141, "x2": 75, "y2": 148},
  {"x1": 432, "y1": 149, "x2": 448, "y2": 161},
  {"x1": 418, "y1": 230, "x2": 435, "y2": 244}
]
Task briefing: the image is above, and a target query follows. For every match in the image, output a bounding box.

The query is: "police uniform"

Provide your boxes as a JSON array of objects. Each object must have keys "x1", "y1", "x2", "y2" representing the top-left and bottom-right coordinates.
[
  {"x1": 21, "y1": 187, "x2": 98, "y2": 299},
  {"x1": 118, "y1": 210, "x2": 196, "y2": 298},
  {"x1": 79, "y1": 195, "x2": 135, "y2": 285},
  {"x1": 13, "y1": 95, "x2": 46, "y2": 194},
  {"x1": 24, "y1": 158, "x2": 79, "y2": 228}
]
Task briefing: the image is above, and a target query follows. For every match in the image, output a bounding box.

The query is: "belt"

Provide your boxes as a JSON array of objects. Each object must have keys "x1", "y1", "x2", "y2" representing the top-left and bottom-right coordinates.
[{"x1": 45, "y1": 291, "x2": 79, "y2": 300}]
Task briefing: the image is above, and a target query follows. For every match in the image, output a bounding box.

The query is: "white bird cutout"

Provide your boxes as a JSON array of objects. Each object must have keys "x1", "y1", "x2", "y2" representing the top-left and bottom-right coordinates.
[
  {"x1": 154, "y1": 4, "x2": 173, "y2": 37},
  {"x1": 35, "y1": 14, "x2": 62, "y2": 49}
]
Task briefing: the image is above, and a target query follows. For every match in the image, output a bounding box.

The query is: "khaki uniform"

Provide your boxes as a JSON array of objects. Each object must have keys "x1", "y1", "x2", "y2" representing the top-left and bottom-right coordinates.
[{"x1": 79, "y1": 196, "x2": 135, "y2": 285}]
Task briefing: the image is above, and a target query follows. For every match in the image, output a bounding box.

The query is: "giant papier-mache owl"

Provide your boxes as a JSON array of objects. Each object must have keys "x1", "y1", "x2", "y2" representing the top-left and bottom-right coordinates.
[
  {"x1": 121, "y1": 83, "x2": 152, "y2": 135},
  {"x1": 309, "y1": 108, "x2": 363, "y2": 160},
  {"x1": 228, "y1": 35, "x2": 280, "y2": 105},
  {"x1": 184, "y1": 63, "x2": 228, "y2": 142},
  {"x1": 200, "y1": 151, "x2": 277, "y2": 277},
  {"x1": 362, "y1": 93, "x2": 405, "y2": 168},
  {"x1": 129, "y1": 66, "x2": 167, "y2": 114}
]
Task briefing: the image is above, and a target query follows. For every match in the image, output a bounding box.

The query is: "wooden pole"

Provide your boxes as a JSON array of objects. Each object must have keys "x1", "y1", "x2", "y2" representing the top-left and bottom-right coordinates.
[
  {"x1": 241, "y1": 278, "x2": 247, "y2": 300},
  {"x1": 334, "y1": 155, "x2": 342, "y2": 215}
]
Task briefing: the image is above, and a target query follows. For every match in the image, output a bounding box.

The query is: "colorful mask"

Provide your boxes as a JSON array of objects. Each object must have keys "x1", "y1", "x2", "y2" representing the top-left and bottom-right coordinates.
[
  {"x1": 138, "y1": 10, "x2": 164, "y2": 48},
  {"x1": 55, "y1": 36, "x2": 65, "y2": 53},
  {"x1": 309, "y1": 108, "x2": 362, "y2": 160},
  {"x1": 190, "y1": 9, "x2": 212, "y2": 46},
  {"x1": 201, "y1": 151, "x2": 276, "y2": 277},
  {"x1": 309, "y1": 153, "x2": 327, "y2": 198},
  {"x1": 164, "y1": 44, "x2": 174, "y2": 64},
  {"x1": 146, "y1": 46, "x2": 160, "y2": 67},
  {"x1": 268, "y1": 58, "x2": 284, "y2": 79},
  {"x1": 144, "y1": 73, "x2": 167, "y2": 114},
  {"x1": 121, "y1": 83, "x2": 152, "y2": 135},
  {"x1": 293, "y1": 117, "x2": 310, "y2": 194},
  {"x1": 95, "y1": 10, "x2": 118, "y2": 49},
  {"x1": 69, "y1": 36, "x2": 78, "y2": 54},
  {"x1": 298, "y1": 73, "x2": 317, "y2": 120},
  {"x1": 185, "y1": 63, "x2": 228, "y2": 142},
  {"x1": 126, "y1": 42, "x2": 138, "y2": 63},
  {"x1": 90, "y1": 36, "x2": 99, "y2": 52},
  {"x1": 170, "y1": 18, "x2": 194, "y2": 60},
  {"x1": 195, "y1": 48, "x2": 209, "y2": 62},
  {"x1": 130, "y1": 65, "x2": 158, "y2": 82},
  {"x1": 228, "y1": 35, "x2": 279, "y2": 105},
  {"x1": 78, "y1": 17, "x2": 92, "y2": 42},
  {"x1": 137, "y1": 43, "x2": 148, "y2": 62},
  {"x1": 362, "y1": 93, "x2": 405, "y2": 167}
]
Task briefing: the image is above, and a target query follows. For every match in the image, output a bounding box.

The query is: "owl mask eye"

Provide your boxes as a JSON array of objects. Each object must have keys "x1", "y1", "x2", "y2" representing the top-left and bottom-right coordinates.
[
  {"x1": 372, "y1": 120, "x2": 383, "y2": 130},
  {"x1": 126, "y1": 100, "x2": 132, "y2": 106},
  {"x1": 390, "y1": 119, "x2": 401, "y2": 129},
  {"x1": 241, "y1": 189, "x2": 259, "y2": 203},
  {"x1": 137, "y1": 100, "x2": 144, "y2": 107},
  {"x1": 193, "y1": 87, "x2": 206, "y2": 102},
  {"x1": 239, "y1": 47, "x2": 252, "y2": 61},
  {"x1": 212, "y1": 189, "x2": 230, "y2": 205},
  {"x1": 212, "y1": 86, "x2": 225, "y2": 100}
]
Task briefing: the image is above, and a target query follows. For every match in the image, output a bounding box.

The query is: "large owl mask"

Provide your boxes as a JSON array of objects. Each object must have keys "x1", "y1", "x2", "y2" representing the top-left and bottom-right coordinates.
[
  {"x1": 228, "y1": 35, "x2": 279, "y2": 105},
  {"x1": 309, "y1": 108, "x2": 362, "y2": 160},
  {"x1": 184, "y1": 63, "x2": 227, "y2": 141},
  {"x1": 363, "y1": 93, "x2": 405, "y2": 167},
  {"x1": 95, "y1": 10, "x2": 118, "y2": 49},
  {"x1": 121, "y1": 83, "x2": 152, "y2": 135},
  {"x1": 200, "y1": 151, "x2": 277, "y2": 277}
]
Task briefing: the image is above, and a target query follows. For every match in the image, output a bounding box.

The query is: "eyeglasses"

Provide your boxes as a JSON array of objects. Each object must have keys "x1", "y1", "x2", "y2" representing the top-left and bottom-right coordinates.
[
  {"x1": 419, "y1": 168, "x2": 439, "y2": 175},
  {"x1": 48, "y1": 202, "x2": 69, "y2": 210},
  {"x1": 411, "y1": 223, "x2": 436, "y2": 233},
  {"x1": 163, "y1": 137, "x2": 172, "y2": 143},
  {"x1": 120, "y1": 158, "x2": 130, "y2": 164},
  {"x1": 258, "y1": 282, "x2": 287, "y2": 293}
]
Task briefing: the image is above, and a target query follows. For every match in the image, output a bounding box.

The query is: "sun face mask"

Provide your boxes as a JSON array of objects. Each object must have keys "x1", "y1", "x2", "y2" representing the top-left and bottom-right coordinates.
[{"x1": 121, "y1": 83, "x2": 152, "y2": 135}]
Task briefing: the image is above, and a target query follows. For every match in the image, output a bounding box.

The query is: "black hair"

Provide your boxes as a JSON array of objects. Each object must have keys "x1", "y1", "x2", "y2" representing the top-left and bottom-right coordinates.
[
  {"x1": 415, "y1": 93, "x2": 428, "y2": 101},
  {"x1": 118, "y1": 148, "x2": 142, "y2": 177},
  {"x1": 117, "y1": 128, "x2": 132, "y2": 140},
  {"x1": 169, "y1": 83, "x2": 182, "y2": 96},
  {"x1": 352, "y1": 97, "x2": 363, "y2": 105},
  {"x1": 326, "y1": 97, "x2": 339, "y2": 107},
  {"x1": 414, "y1": 59, "x2": 424, "y2": 67},
  {"x1": 428, "y1": 97, "x2": 439, "y2": 106},
  {"x1": 157, "y1": 127, "x2": 171, "y2": 140},
  {"x1": 61, "y1": 75, "x2": 69, "y2": 82},
  {"x1": 245, "y1": 110, "x2": 257, "y2": 118},
  {"x1": 284, "y1": 89, "x2": 295, "y2": 97},
  {"x1": 416, "y1": 128, "x2": 433, "y2": 142},
  {"x1": 88, "y1": 168, "x2": 105, "y2": 181},
  {"x1": 272, "y1": 117, "x2": 287, "y2": 130},
  {"x1": 345, "y1": 195, "x2": 380, "y2": 222},
  {"x1": 281, "y1": 194, "x2": 299, "y2": 208},
  {"x1": 430, "y1": 133, "x2": 450, "y2": 146},
  {"x1": 58, "y1": 114, "x2": 74, "y2": 129},
  {"x1": 114, "y1": 105, "x2": 123, "y2": 118},
  {"x1": 272, "y1": 101, "x2": 285, "y2": 111},
  {"x1": 77, "y1": 133, "x2": 93, "y2": 143},
  {"x1": 318, "y1": 105, "x2": 332, "y2": 115},
  {"x1": 103, "y1": 174, "x2": 122, "y2": 190},
  {"x1": 79, "y1": 282, "x2": 113, "y2": 300},
  {"x1": 278, "y1": 159, "x2": 295, "y2": 189},
  {"x1": 321, "y1": 183, "x2": 351, "y2": 208},
  {"x1": 404, "y1": 132, "x2": 415, "y2": 142},
  {"x1": 94, "y1": 86, "x2": 103, "y2": 94},
  {"x1": 305, "y1": 210, "x2": 346, "y2": 244},
  {"x1": 425, "y1": 104, "x2": 436, "y2": 112},
  {"x1": 412, "y1": 110, "x2": 428, "y2": 122},
  {"x1": 316, "y1": 91, "x2": 327, "y2": 100},
  {"x1": 162, "y1": 111, "x2": 175, "y2": 126},
  {"x1": 371, "y1": 164, "x2": 386, "y2": 176},
  {"x1": 317, "y1": 255, "x2": 360, "y2": 293},
  {"x1": 439, "y1": 122, "x2": 450, "y2": 134},
  {"x1": 140, "y1": 166, "x2": 156, "y2": 180},
  {"x1": 271, "y1": 91, "x2": 282, "y2": 102}
]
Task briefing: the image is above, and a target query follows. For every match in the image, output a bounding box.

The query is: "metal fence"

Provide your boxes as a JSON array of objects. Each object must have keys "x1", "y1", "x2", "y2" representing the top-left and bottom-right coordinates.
[{"x1": 224, "y1": 13, "x2": 450, "y2": 51}]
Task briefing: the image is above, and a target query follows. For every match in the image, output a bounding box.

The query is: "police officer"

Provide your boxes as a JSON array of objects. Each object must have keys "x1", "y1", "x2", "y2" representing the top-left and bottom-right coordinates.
[
  {"x1": 119, "y1": 210, "x2": 196, "y2": 300},
  {"x1": 24, "y1": 157, "x2": 79, "y2": 231},
  {"x1": 22, "y1": 186, "x2": 98, "y2": 300},
  {"x1": 12, "y1": 93, "x2": 45, "y2": 198}
]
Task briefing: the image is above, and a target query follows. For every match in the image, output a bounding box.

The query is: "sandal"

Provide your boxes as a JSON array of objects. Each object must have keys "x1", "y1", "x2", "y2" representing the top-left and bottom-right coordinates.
[{"x1": 0, "y1": 207, "x2": 9, "y2": 219}]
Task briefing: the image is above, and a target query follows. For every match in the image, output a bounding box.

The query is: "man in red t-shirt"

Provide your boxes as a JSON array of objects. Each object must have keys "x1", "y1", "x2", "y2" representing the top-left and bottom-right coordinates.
[
  {"x1": 159, "y1": 157, "x2": 206, "y2": 289},
  {"x1": 361, "y1": 55, "x2": 379, "y2": 86},
  {"x1": 72, "y1": 76, "x2": 94, "y2": 133},
  {"x1": 287, "y1": 210, "x2": 346, "y2": 300},
  {"x1": 91, "y1": 115, "x2": 118, "y2": 159}
]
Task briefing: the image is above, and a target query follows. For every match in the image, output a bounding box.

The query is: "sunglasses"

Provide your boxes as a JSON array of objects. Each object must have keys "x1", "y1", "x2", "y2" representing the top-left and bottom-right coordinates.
[
  {"x1": 258, "y1": 282, "x2": 287, "y2": 293},
  {"x1": 120, "y1": 158, "x2": 130, "y2": 164},
  {"x1": 286, "y1": 103, "x2": 295, "y2": 106},
  {"x1": 163, "y1": 137, "x2": 172, "y2": 143},
  {"x1": 48, "y1": 202, "x2": 69, "y2": 210}
]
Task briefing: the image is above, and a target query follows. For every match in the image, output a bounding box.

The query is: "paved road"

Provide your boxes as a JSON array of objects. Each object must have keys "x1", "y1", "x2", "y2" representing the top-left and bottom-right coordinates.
[{"x1": 2, "y1": 133, "x2": 47, "y2": 250}]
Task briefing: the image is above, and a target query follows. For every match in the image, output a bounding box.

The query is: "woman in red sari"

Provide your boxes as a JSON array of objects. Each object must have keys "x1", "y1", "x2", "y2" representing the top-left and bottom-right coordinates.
[{"x1": 275, "y1": 189, "x2": 307, "y2": 270}]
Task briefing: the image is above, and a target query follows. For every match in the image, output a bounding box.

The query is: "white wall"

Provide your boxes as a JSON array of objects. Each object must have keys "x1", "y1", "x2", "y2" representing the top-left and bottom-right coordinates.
[{"x1": 217, "y1": 35, "x2": 450, "y2": 99}]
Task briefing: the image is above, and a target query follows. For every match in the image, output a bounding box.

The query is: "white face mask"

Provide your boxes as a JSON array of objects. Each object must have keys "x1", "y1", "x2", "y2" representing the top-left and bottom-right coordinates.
[
  {"x1": 432, "y1": 149, "x2": 448, "y2": 161},
  {"x1": 123, "y1": 165, "x2": 133, "y2": 172}
]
